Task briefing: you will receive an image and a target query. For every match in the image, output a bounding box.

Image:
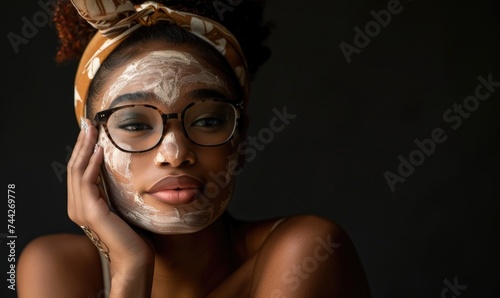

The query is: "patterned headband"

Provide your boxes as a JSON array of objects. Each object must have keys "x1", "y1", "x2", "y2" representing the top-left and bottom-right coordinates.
[{"x1": 70, "y1": 0, "x2": 249, "y2": 123}]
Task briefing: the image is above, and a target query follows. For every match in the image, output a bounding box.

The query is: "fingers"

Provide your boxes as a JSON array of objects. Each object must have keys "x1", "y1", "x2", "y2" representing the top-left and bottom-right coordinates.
[
  {"x1": 67, "y1": 118, "x2": 102, "y2": 224},
  {"x1": 66, "y1": 120, "x2": 155, "y2": 272},
  {"x1": 69, "y1": 119, "x2": 99, "y2": 178}
]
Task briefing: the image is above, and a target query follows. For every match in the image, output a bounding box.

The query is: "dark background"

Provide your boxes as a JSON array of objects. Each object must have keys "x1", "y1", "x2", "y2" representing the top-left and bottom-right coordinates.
[{"x1": 2, "y1": 0, "x2": 500, "y2": 297}]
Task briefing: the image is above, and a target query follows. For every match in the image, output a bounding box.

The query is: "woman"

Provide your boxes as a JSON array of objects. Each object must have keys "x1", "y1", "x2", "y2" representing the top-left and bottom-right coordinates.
[{"x1": 18, "y1": 0, "x2": 371, "y2": 297}]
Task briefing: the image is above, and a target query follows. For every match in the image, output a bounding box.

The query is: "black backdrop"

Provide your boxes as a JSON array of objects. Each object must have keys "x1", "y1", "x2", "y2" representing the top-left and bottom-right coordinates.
[{"x1": 2, "y1": 0, "x2": 500, "y2": 297}]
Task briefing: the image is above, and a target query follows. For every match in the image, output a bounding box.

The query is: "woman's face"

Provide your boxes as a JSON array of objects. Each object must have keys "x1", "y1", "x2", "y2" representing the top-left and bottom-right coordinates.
[{"x1": 95, "y1": 42, "x2": 242, "y2": 234}]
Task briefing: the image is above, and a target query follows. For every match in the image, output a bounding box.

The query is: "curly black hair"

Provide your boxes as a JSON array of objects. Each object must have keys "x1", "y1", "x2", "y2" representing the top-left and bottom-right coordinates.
[{"x1": 52, "y1": 0, "x2": 272, "y2": 80}]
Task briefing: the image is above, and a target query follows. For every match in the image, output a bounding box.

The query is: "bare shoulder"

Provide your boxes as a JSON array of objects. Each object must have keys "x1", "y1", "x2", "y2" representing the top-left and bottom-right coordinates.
[
  {"x1": 243, "y1": 214, "x2": 371, "y2": 298},
  {"x1": 17, "y1": 233, "x2": 104, "y2": 298}
]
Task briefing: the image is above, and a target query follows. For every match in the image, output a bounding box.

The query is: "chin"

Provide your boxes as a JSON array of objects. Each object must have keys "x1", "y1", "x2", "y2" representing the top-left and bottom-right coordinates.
[
  {"x1": 144, "y1": 224, "x2": 209, "y2": 235},
  {"x1": 115, "y1": 204, "x2": 226, "y2": 235}
]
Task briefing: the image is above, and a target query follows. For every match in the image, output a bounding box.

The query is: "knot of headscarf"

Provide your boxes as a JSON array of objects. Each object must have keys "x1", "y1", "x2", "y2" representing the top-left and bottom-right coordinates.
[{"x1": 71, "y1": 0, "x2": 249, "y2": 123}]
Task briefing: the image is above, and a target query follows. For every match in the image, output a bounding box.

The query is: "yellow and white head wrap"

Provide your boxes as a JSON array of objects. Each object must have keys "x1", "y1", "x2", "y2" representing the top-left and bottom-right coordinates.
[{"x1": 70, "y1": 0, "x2": 249, "y2": 123}]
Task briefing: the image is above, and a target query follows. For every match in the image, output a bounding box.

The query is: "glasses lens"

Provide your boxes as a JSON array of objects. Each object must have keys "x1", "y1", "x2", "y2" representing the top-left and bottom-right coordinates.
[
  {"x1": 184, "y1": 101, "x2": 237, "y2": 146},
  {"x1": 106, "y1": 106, "x2": 163, "y2": 152}
]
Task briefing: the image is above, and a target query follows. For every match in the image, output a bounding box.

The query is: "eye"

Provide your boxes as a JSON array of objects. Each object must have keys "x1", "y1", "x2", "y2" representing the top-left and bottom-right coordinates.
[
  {"x1": 191, "y1": 114, "x2": 225, "y2": 128},
  {"x1": 118, "y1": 122, "x2": 154, "y2": 131},
  {"x1": 110, "y1": 107, "x2": 158, "y2": 133}
]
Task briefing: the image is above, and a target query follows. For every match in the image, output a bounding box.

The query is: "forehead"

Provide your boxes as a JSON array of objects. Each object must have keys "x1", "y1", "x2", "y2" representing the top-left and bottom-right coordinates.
[{"x1": 98, "y1": 42, "x2": 237, "y2": 110}]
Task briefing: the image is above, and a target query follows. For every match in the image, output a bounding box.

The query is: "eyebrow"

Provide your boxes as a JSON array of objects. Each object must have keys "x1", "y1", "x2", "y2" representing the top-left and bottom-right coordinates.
[
  {"x1": 108, "y1": 88, "x2": 234, "y2": 109},
  {"x1": 109, "y1": 91, "x2": 154, "y2": 108},
  {"x1": 185, "y1": 88, "x2": 233, "y2": 100}
]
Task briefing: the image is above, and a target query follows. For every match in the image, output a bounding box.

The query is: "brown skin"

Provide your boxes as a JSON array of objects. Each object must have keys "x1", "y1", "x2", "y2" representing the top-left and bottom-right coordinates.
[
  {"x1": 17, "y1": 42, "x2": 371, "y2": 298},
  {"x1": 18, "y1": 215, "x2": 371, "y2": 297}
]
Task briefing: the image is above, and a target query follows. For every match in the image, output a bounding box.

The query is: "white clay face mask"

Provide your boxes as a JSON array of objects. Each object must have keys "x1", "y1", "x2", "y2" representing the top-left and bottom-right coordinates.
[
  {"x1": 98, "y1": 50, "x2": 236, "y2": 234},
  {"x1": 100, "y1": 50, "x2": 229, "y2": 111},
  {"x1": 101, "y1": 135, "x2": 237, "y2": 234}
]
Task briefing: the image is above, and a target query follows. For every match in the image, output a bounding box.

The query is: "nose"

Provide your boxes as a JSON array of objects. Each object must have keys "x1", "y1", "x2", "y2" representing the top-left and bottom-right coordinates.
[{"x1": 154, "y1": 122, "x2": 196, "y2": 167}]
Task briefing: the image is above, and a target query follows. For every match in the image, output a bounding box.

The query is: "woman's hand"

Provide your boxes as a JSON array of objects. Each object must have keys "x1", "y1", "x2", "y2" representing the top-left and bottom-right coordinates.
[{"x1": 67, "y1": 119, "x2": 155, "y2": 297}]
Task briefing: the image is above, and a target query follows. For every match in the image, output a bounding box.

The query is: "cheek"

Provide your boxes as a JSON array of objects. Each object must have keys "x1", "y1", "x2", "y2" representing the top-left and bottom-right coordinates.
[
  {"x1": 98, "y1": 131, "x2": 145, "y2": 216},
  {"x1": 203, "y1": 142, "x2": 239, "y2": 175},
  {"x1": 201, "y1": 142, "x2": 240, "y2": 204},
  {"x1": 99, "y1": 132, "x2": 133, "y2": 181}
]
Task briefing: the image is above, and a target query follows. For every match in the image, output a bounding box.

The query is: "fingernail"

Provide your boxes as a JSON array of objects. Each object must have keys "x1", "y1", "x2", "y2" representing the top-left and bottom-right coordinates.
[{"x1": 80, "y1": 118, "x2": 89, "y2": 135}]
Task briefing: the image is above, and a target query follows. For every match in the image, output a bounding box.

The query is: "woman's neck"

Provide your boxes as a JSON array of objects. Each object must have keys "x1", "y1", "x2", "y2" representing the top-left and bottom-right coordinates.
[{"x1": 150, "y1": 214, "x2": 238, "y2": 297}]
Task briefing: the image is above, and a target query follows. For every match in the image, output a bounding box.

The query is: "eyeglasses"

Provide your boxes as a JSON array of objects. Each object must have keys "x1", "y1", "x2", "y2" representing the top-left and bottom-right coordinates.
[{"x1": 94, "y1": 99, "x2": 243, "y2": 153}]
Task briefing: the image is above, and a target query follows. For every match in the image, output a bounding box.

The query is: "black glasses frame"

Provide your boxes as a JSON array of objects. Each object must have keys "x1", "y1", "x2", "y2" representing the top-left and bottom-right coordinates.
[{"x1": 94, "y1": 99, "x2": 244, "y2": 153}]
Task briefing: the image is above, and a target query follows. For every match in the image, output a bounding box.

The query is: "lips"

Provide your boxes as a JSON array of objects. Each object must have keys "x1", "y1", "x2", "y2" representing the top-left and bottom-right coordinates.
[{"x1": 146, "y1": 175, "x2": 204, "y2": 205}]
